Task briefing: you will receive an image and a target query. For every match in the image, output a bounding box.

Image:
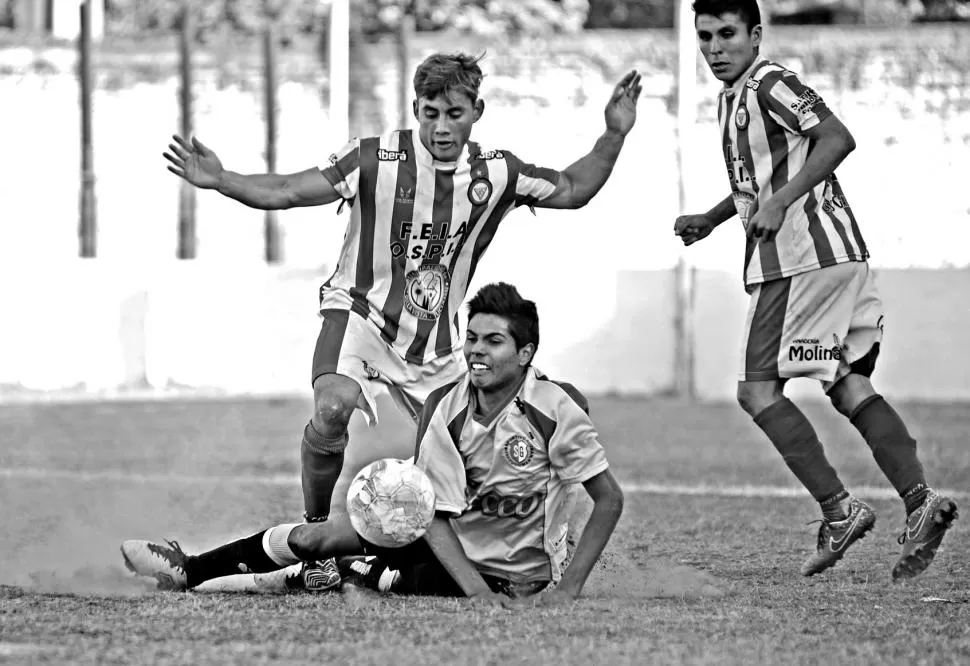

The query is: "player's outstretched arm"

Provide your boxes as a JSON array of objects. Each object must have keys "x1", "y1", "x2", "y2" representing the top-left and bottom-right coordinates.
[
  {"x1": 535, "y1": 70, "x2": 642, "y2": 210},
  {"x1": 746, "y1": 115, "x2": 855, "y2": 242},
  {"x1": 543, "y1": 469, "x2": 624, "y2": 606},
  {"x1": 164, "y1": 134, "x2": 343, "y2": 210},
  {"x1": 422, "y1": 513, "x2": 508, "y2": 607},
  {"x1": 674, "y1": 195, "x2": 737, "y2": 246}
]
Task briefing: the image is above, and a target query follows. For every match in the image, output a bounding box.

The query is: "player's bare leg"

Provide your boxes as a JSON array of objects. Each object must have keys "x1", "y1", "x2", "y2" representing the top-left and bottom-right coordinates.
[
  {"x1": 300, "y1": 373, "x2": 362, "y2": 591},
  {"x1": 121, "y1": 516, "x2": 365, "y2": 591},
  {"x1": 828, "y1": 372, "x2": 958, "y2": 580},
  {"x1": 738, "y1": 379, "x2": 875, "y2": 575}
]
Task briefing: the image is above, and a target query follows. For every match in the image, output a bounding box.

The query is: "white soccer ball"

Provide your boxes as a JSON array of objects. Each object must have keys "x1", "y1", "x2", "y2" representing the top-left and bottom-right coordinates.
[{"x1": 346, "y1": 458, "x2": 436, "y2": 548}]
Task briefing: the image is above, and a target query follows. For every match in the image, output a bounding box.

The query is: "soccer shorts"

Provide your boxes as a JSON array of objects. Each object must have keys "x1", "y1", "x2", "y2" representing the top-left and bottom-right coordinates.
[
  {"x1": 359, "y1": 536, "x2": 549, "y2": 599},
  {"x1": 311, "y1": 309, "x2": 466, "y2": 426},
  {"x1": 740, "y1": 261, "x2": 884, "y2": 391}
]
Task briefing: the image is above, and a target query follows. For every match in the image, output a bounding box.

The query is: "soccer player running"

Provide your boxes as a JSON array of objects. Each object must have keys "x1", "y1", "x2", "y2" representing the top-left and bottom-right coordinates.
[
  {"x1": 162, "y1": 52, "x2": 641, "y2": 590},
  {"x1": 121, "y1": 283, "x2": 625, "y2": 607},
  {"x1": 675, "y1": 0, "x2": 957, "y2": 579}
]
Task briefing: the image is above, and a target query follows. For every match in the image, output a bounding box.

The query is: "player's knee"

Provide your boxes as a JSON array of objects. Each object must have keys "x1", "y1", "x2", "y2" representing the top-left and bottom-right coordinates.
[
  {"x1": 828, "y1": 373, "x2": 877, "y2": 418},
  {"x1": 312, "y1": 393, "x2": 356, "y2": 432},
  {"x1": 288, "y1": 524, "x2": 329, "y2": 560},
  {"x1": 737, "y1": 381, "x2": 784, "y2": 417}
]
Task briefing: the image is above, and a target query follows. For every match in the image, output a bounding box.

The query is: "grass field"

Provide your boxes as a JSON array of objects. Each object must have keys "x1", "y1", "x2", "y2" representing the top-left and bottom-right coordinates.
[{"x1": 1, "y1": 396, "x2": 968, "y2": 665}]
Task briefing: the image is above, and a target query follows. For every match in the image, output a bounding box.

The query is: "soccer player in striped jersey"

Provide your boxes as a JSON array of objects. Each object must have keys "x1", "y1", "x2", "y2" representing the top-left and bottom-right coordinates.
[
  {"x1": 120, "y1": 283, "x2": 625, "y2": 606},
  {"x1": 163, "y1": 52, "x2": 641, "y2": 590},
  {"x1": 675, "y1": 0, "x2": 957, "y2": 580}
]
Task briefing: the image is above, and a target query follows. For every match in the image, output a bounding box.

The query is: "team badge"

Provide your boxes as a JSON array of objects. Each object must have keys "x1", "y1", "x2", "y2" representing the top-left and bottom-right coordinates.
[
  {"x1": 732, "y1": 191, "x2": 756, "y2": 228},
  {"x1": 404, "y1": 265, "x2": 450, "y2": 320},
  {"x1": 735, "y1": 105, "x2": 749, "y2": 130},
  {"x1": 467, "y1": 177, "x2": 492, "y2": 206},
  {"x1": 503, "y1": 435, "x2": 535, "y2": 468},
  {"x1": 361, "y1": 360, "x2": 381, "y2": 381}
]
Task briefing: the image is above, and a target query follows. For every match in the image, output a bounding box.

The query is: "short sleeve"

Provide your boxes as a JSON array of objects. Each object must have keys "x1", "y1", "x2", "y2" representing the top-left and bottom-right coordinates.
[
  {"x1": 505, "y1": 151, "x2": 562, "y2": 208},
  {"x1": 320, "y1": 137, "x2": 360, "y2": 200},
  {"x1": 757, "y1": 71, "x2": 833, "y2": 135},
  {"x1": 547, "y1": 393, "x2": 609, "y2": 484},
  {"x1": 413, "y1": 404, "x2": 467, "y2": 516}
]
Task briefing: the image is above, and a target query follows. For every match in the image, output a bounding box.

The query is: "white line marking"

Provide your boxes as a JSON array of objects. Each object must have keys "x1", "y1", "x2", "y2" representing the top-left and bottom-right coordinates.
[{"x1": 1, "y1": 467, "x2": 966, "y2": 500}]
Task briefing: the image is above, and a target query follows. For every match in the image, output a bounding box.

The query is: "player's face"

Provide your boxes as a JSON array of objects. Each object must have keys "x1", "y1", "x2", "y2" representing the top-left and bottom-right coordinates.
[
  {"x1": 696, "y1": 12, "x2": 762, "y2": 86},
  {"x1": 414, "y1": 93, "x2": 483, "y2": 162},
  {"x1": 464, "y1": 314, "x2": 533, "y2": 393}
]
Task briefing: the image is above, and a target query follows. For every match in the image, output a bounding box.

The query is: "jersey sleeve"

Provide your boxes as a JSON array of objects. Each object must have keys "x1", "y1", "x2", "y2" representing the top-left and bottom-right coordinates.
[
  {"x1": 547, "y1": 392, "x2": 609, "y2": 484},
  {"x1": 319, "y1": 137, "x2": 360, "y2": 200},
  {"x1": 413, "y1": 401, "x2": 467, "y2": 517},
  {"x1": 505, "y1": 151, "x2": 562, "y2": 208},
  {"x1": 757, "y1": 71, "x2": 833, "y2": 135}
]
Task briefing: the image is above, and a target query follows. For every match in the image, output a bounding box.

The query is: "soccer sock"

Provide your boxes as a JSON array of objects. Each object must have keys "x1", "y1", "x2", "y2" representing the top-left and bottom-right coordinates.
[
  {"x1": 184, "y1": 524, "x2": 300, "y2": 588},
  {"x1": 819, "y1": 490, "x2": 852, "y2": 523},
  {"x1": 753, "y1": 398, "x2": 846, "y2": 506},
  {"x1": 301, "y1": 421, "x2": 348, "y2": 522},
  {"x1": 848, "y1": 395, "x2": 928, "y2": 513}
]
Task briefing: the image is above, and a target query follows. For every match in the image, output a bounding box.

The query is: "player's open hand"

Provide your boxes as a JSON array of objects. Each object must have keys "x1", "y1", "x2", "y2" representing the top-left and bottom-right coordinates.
[
  {"x1": 745, "y1": 198, "x2": 785, "y2": 243},
  {"x1": 467, "y1": 590, "x2": 514, "y2": 609},
  {"x1": 674, "y1": 213, "x2": 717, "y2": 246},
  {"x1": 605, "y1": 70, "x2": 642, "y2": 137},
  {"x1": 164, "y1": 135, "x2": 224, "y2": 190}
]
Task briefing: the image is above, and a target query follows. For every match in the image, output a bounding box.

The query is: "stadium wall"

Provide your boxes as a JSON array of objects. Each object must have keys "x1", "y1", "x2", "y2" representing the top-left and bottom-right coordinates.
[{"x1": 0, "y1": 262, "x2": 967, "y2": 401}]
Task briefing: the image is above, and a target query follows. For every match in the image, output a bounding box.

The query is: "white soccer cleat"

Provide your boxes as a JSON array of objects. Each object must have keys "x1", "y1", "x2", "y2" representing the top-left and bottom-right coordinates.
[
  {"x1": 193, "y1": 563, "x2": 304, "y2": 595},
  {"x1": 120, "y1": 539, "x2": 189, "y2": 591}
]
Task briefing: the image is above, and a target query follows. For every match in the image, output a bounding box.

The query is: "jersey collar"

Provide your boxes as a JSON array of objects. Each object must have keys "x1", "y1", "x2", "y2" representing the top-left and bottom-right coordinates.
[
  {"x1": 724, "y1": 55, "x2": 766, "y2": 97},
  {"x1": 411, "y1": 130, "x2": 471, "y2": 172}
]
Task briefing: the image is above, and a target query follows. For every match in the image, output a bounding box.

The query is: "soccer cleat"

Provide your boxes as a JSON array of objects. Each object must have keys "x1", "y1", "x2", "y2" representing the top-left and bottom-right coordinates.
[
  {"x1": 121, "y1": 539, "x2": 189, "y2": 590},
  {"x1": 301, "y1": 558, "x2": 341, "y2": 592},
  {"x1": 892, "y1": 491, "x2": 958, "y2": 581},
  {"x1": 337, "y1": 555, "x2": 399, "y2": 593},
  {"x1": 800, "y1": 498, "x2": 876, "y2": 576}
]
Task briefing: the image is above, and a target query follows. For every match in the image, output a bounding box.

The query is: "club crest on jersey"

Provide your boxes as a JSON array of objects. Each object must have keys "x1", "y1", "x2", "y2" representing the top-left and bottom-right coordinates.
[
  {"x1": 467, "y1": 178, "x2": 492, "y2": 206},
  {"x1": 404, "y1": 265, "x2": 450, "y2": 320},
  {"x1": 735, "y1": 105, "x2": 750, "y2": 130},
  {"x1": 503, "y1": 435, "x2": 535, "y2": 468},
  {"x1": 377, "y1": 148, "x2": 408, "y2": 162}
]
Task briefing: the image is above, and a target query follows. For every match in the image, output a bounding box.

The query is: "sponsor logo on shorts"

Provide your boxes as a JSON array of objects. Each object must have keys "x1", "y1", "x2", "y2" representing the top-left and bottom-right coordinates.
[
  {"x1": 789, "y1": 334, "x2": 845, "y2": 362},
  {"x1": 361, "y1": 360, "x2": 380, "y2": 381},
  {"x1": 404, "y1": 264, "x2": 450, "y2": 320},
  {"x1": 503, "y1": 434, "x2": 535, "y2": 467}
]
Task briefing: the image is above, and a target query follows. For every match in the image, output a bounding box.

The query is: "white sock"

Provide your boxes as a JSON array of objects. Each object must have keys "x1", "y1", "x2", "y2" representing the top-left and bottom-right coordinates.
[{"x1": 262, "y1": 523, "x2": 301, "y2": 566}]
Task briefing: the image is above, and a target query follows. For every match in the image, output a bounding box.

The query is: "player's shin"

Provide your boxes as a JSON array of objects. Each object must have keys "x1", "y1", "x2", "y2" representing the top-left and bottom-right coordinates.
[
  {"x1": 849, "y1": 394, "x2": 928, "y2": 512},
  {"x1": 753, "y1": 398, "x2": 848, "y2": 518},
  {"x1": 301, "y1": 421, "x2": 348, "y2": 521},
  {"x1": 184, "y1": 523, "x2": 302, "y2": 588}
]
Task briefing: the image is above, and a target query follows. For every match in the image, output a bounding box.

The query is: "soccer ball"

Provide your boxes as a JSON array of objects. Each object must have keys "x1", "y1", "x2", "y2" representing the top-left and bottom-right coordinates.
[{"x1": 346, "y1": 458, "x2": 436, "y2": 548}]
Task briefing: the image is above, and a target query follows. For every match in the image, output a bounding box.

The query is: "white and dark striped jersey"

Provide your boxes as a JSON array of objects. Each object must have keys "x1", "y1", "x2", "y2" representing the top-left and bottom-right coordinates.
[{"x1": 319, "y1": 131, "x2": 560, "y2": 364}]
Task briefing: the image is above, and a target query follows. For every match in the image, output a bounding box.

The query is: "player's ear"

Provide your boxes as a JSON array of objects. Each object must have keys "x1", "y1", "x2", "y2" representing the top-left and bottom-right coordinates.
[
  {"x1": 517, "y1": 343, "x2": 535, "y2": 367},
  {"x1": 412, "y1": 99, "x2": 419, "y2": 121},
  {"x1": 751, "y1": 24, "x2": 763, "y2": 50},
  {"x1": 473, "y1": 98, "x2": 484, "y2": 122}
]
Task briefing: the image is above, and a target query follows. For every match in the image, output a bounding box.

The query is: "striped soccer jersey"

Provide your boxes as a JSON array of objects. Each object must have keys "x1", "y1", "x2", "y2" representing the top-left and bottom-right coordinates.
[
  {"x1": 319, "y1": 131, "x2": 560, "y2": 364},
  {"x1": 718, "y1": 56, "x2": 869, "y2": 287},
  {"x1": 413, "y1": 367, "x2": 609, "y2": 585}
]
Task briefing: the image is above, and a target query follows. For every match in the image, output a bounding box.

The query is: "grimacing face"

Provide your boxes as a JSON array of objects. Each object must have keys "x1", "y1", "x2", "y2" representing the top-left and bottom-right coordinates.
[
  {"x1": 696, "y1": 12, "x2": 762, "y2": 86},
  {"x1": 413, "y1": 92, "x2": 483, "y2": 162},
  {"x1": 464, "y1": 313, "x2": 533, "y2": 393}
]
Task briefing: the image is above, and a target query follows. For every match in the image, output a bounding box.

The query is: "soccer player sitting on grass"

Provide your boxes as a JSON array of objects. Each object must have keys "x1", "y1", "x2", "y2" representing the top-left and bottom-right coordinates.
[
  {"x1": 121, "y1": 283, "x2": 625, "y2": 607},
  {"x1": 162, "y1": 51, "x2": 640, "y2": 592},
  {"x1": 674, "y1": 0, "x2": 957, "y2": 579}
]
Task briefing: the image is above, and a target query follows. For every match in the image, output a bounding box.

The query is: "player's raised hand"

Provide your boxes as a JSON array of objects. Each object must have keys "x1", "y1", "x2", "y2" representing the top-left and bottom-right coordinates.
[
  {"x1": 674, "y1": 213, "x2": 717, "y2": 246},
  {"x1": 164, "y1": 135, "x2": 224, "y2": 189},
  {"x1": 604, "y1": 70, "x2": 642, "y2": 137}
]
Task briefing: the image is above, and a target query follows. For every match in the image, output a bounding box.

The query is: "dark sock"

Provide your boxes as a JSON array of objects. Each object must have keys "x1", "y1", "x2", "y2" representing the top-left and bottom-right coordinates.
[
  {"x1": 185, "y1": 531, "x2": 279, "y2": 588},
  {"x1": 819, "y1": 490, "x2": 851, "y2": 522},
  {"x1": 901, "y1": 483, "x2": 930, "y2": 515},
  {"x1": 301, "y1": 421, "x2": 347, "y2": 521},
  {"x1": 753, "y1": 398, "x2": 845, "y2": 503},
  {"x1": 849, "y1": 395, "x2": 927, "y2": 509}
]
